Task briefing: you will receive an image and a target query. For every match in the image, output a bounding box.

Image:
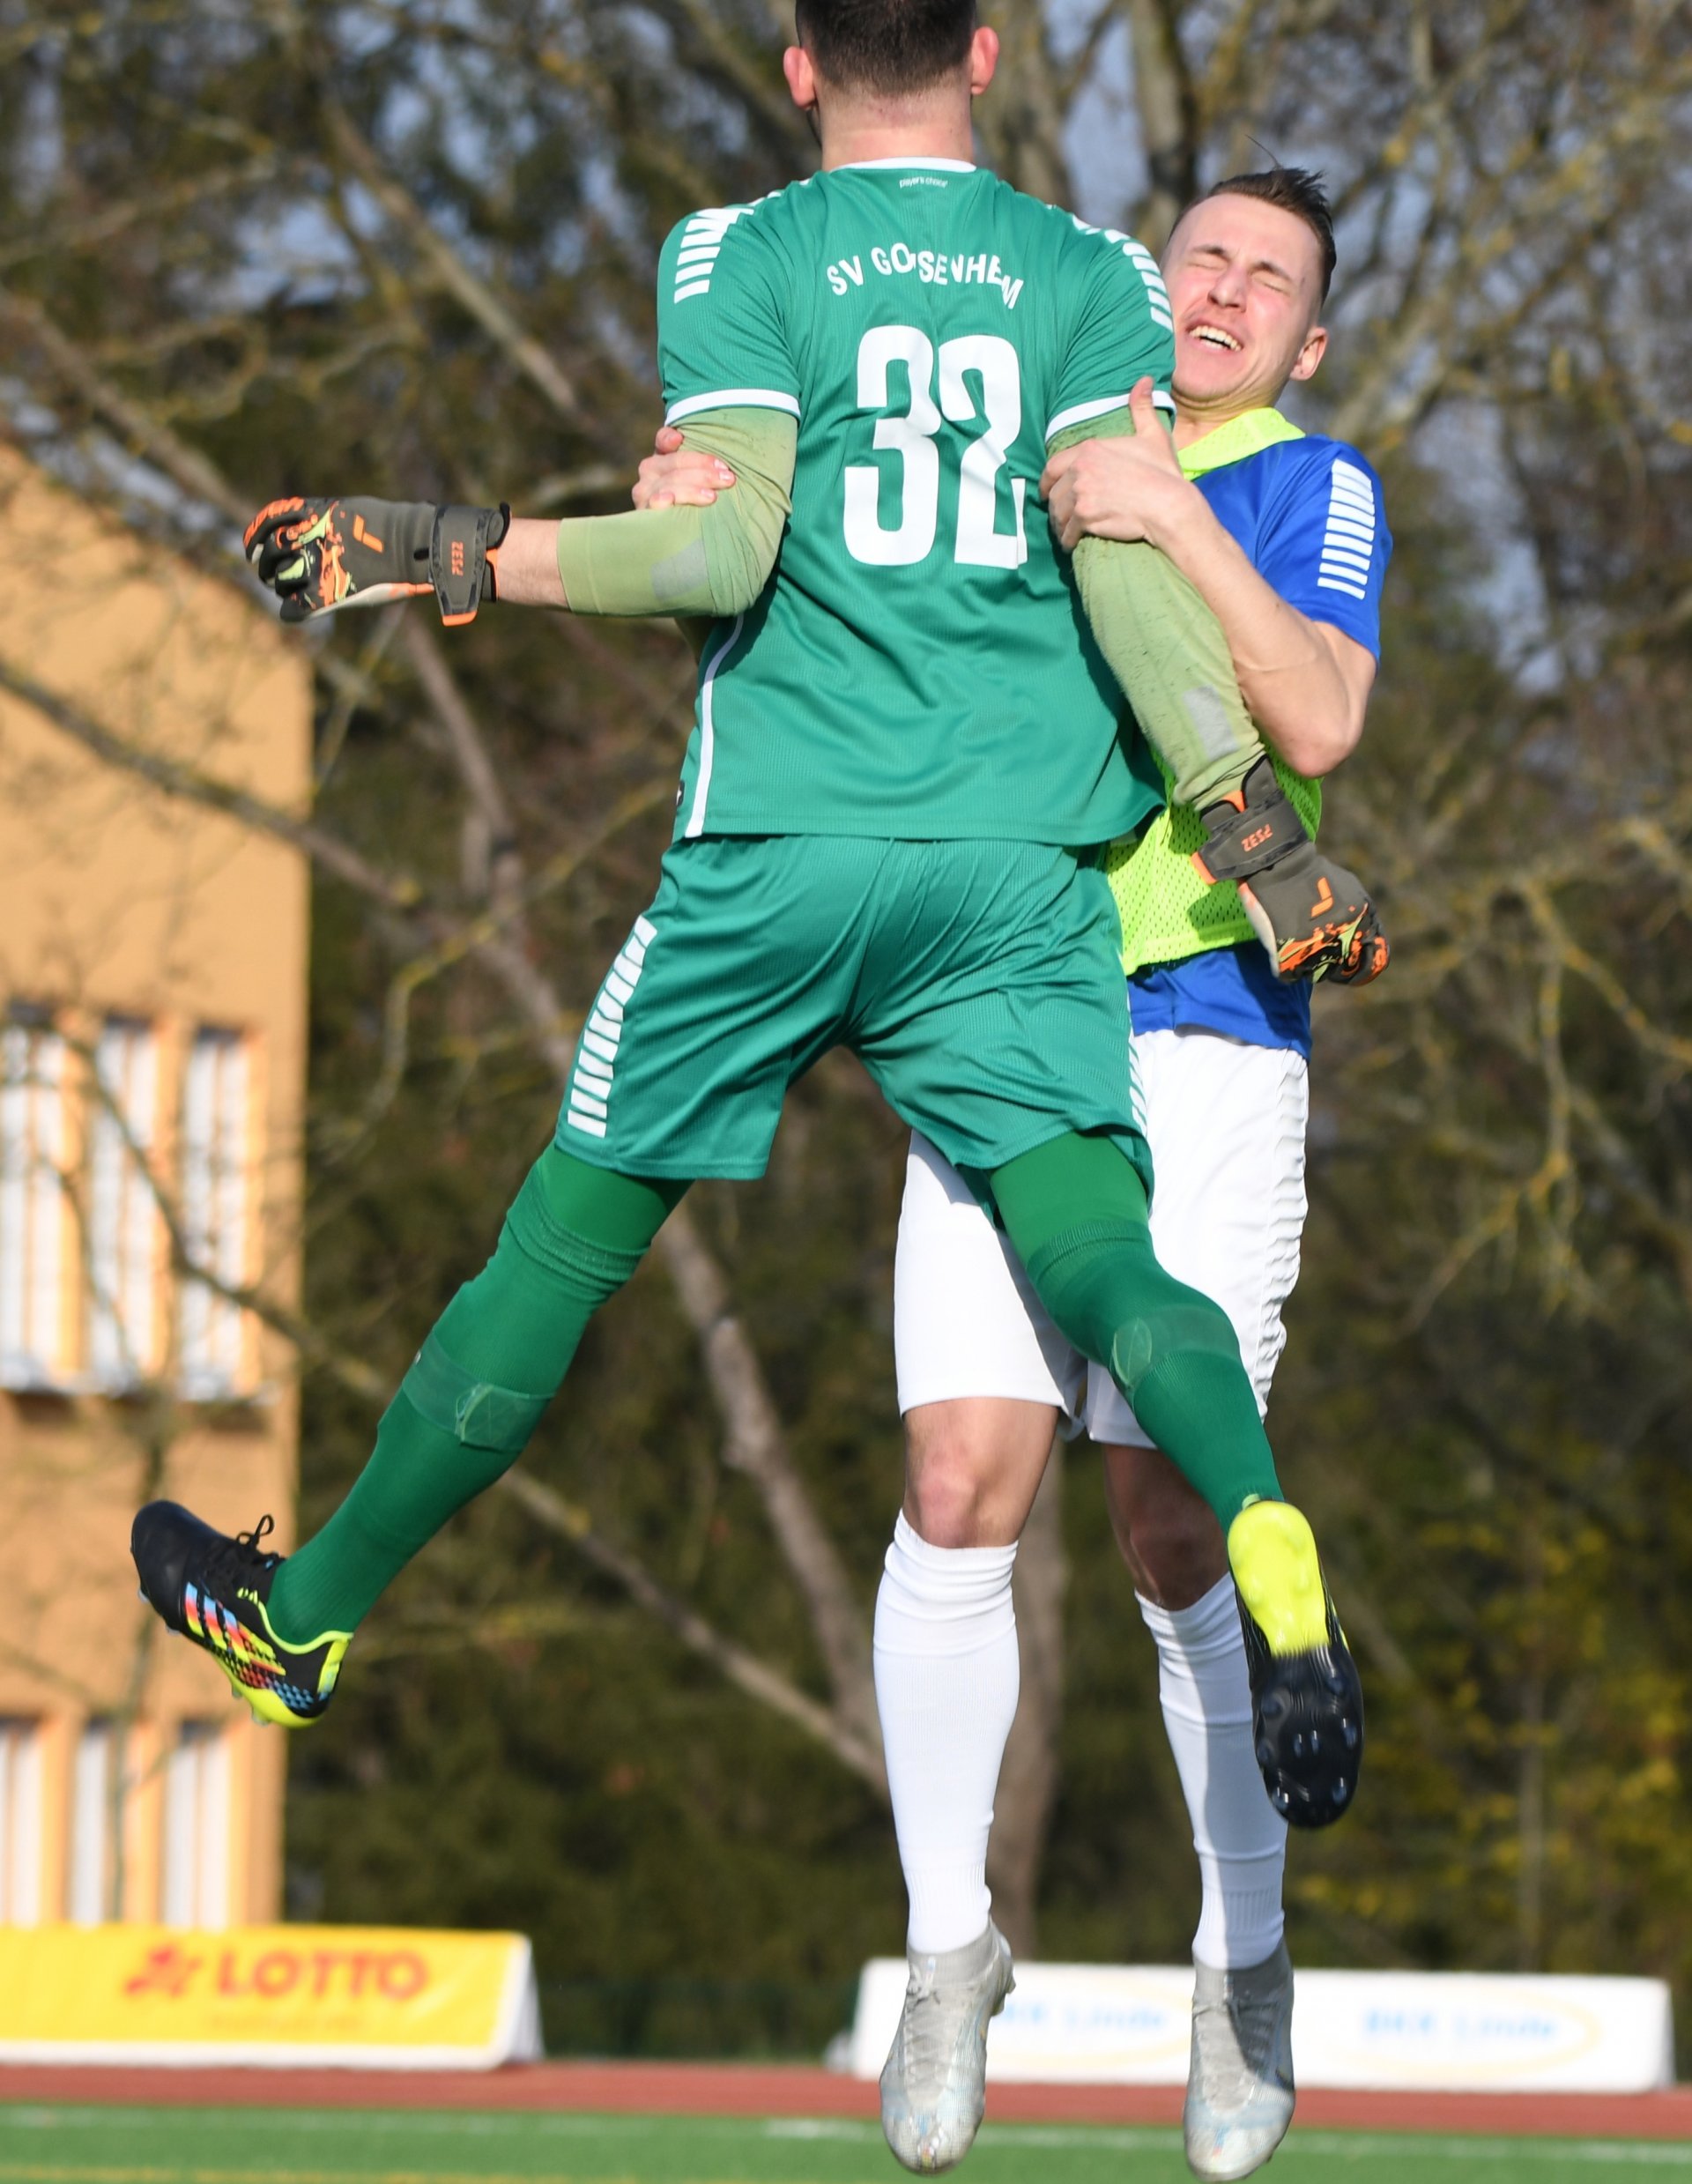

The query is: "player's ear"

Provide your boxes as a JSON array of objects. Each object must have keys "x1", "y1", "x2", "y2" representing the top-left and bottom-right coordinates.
[
  {"x1": 1289, "y1": 323, "x2": 1328, "y2": 383},
  {"x1": 783, "y1": 43, "x2": 820, "y2": 113},
  {"x1": 968, "y1": 25, "x2": 1000, "y2": 96}
]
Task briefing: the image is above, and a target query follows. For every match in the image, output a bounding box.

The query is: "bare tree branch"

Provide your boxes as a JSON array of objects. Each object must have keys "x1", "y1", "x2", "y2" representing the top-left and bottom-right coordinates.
[
  {"x1": 324, "y1": 106, "x2": 585, "y2": 426},
  {"x1": 497, "y1": 1468, "x2": 887, "y2": 1789}
]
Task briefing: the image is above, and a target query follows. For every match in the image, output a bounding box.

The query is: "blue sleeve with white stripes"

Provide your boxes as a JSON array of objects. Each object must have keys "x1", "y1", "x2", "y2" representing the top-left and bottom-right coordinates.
[{"x1": 1255, "y1": 440, "x2": 1391, "y2": 658}]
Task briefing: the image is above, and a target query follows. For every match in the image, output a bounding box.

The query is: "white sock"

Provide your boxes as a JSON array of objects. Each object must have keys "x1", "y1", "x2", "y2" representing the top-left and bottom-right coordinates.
[
  {"x1": 1138, "y1": 1575, "x2": 1287, "y2": 1971},
  {"x1": 873, "y1": 1512, "x2": 1020, "y2": 1956}
]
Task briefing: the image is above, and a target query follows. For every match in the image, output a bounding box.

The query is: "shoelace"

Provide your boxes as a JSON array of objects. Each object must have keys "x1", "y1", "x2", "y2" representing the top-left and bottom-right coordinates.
[
  {"x1": 1195, "y1": 1985, "x2": 1288, "y2": 2096},
  {"x1": 898, "y1": 1962, "x2": 974, "y2": 2083},
  {"x1": 201, "y1": 1513, "x2": 280, "y2": 1597}
]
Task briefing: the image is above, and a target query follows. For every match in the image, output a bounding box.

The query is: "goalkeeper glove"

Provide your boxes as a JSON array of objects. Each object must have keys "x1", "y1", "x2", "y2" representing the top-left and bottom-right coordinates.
[
  {"x1": 242, "y1": 496, "x2": 509, "y2": 626},
  {"x1": 1193, "y1": 759, "x2": 1389, "y2": 986}
]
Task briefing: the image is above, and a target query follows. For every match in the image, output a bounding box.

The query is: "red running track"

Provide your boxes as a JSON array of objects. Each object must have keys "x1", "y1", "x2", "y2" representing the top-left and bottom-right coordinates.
[{"x1": 1, "y1": 2062, "x2": 1690, "y2": 2140}]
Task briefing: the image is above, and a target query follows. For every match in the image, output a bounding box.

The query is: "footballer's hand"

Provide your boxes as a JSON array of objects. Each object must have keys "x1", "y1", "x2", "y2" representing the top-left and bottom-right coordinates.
[
  {"x1": 243, "y1": 496, "x2": 508, "y2": 626},
  {"x1": 1194, "y1": 758, "x2": 1390, "y2": 986},
  {"x1": 1041, "y1": 378, "x2": 1191, "y2": 552},
  {"x1": 633, "y1": 426, "x2": 737, "y2": 510}
]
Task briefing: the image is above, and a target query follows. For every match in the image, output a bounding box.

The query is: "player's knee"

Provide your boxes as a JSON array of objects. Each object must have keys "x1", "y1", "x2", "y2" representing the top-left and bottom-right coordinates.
[
  {"x1": 903, "y1": 1427, "x2": 994, "y2": 1549},
  {"x1": 1022, "y1": 1222, "x2": 1242, "y2": 1399},
  {"x1": 505, "y1": 1153, "x2": 646, "y2": 1301},
  {"x1": 1109, "y1": 1295, "x2": 1243, "y2": 1399},
  {"x1": 902, "y1": 1400, "x2": 1045, "y2": 1549},
  {"x1": 1117, "y1": 1460, "x2": 1227, "y2": 1608}
]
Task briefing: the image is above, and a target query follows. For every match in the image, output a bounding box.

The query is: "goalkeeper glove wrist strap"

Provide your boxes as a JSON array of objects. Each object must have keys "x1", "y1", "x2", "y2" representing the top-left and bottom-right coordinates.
[
  {"x1": 433, "y1": 502, "x2": 510, "y2": 624},
  {"x1": 1192, "y1": 758, "x2": 1307, "y2": 884}
]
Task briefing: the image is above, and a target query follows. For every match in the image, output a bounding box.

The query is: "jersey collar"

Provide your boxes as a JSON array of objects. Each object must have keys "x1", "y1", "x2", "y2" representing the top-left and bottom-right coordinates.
[
  {"x1": 835, "y1": 157, "x2": 977, "y2": 173},
  {"x1": 1177, "y1": 406, "x2": 1304, "y2": 480}
]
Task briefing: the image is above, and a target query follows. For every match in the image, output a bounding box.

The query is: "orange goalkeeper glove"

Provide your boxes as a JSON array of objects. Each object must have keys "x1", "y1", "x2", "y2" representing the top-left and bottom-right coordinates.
[
  {"x1": 1193, "y1": 759, "x2": 1389, "y2": 986},
  {"x1": 242, "y1": 496, "x2": 508, "y2": 626}
]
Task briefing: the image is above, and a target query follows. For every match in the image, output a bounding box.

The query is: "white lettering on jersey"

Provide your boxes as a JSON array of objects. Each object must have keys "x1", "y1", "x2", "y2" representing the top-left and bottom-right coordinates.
[
  {"x1": 1317, "y1": 459, "x2": 1378, "y2": 600},
  {"x1": 672, "y1": 204, "x2": 758, "y2": 303},
  {"x1": 843, "y1": 326, "x2": 1028, "y2": 571},
  {"x1": 832, "y1": 242, "x2": 1024, "y2": 309}
]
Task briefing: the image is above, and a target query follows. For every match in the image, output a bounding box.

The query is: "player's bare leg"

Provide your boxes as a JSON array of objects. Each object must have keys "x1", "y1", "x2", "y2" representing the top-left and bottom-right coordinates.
[
  {"x1": 905, "y1": 1398, "x2": 1056, "y2": 1550},
  {"x1": 1106, "y1": 1447, "x2": 1295, "y2": 2182},
  {"x1": 876, "y1": 1397, "x2": 1053, "y2": 2173}
]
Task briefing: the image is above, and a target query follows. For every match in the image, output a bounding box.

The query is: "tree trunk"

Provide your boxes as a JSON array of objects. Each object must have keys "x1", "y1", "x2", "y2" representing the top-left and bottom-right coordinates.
[{"x1": 1125, "y1": 0, "x2": 1198, "y2": 250}]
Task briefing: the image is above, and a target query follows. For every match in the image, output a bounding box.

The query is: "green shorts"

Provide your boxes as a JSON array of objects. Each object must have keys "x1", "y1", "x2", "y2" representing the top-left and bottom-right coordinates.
[{"x1": 555, "y1": 836, "x2": 1149, "y2": 1190}]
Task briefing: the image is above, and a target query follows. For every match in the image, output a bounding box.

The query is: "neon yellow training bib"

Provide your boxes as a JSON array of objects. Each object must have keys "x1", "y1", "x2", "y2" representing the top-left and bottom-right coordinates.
[{"x1": 1104, "y1": 407, "x2": 1322, "y2": 977}]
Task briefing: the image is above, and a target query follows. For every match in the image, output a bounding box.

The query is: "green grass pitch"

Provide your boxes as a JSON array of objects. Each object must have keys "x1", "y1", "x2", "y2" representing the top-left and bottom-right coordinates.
[{"x1": 4, "y1": 2106, "x2": 1692, "y2": 2184}]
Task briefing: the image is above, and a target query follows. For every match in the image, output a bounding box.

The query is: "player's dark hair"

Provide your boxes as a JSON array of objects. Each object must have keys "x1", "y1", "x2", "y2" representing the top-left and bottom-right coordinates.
[
  {"x1": 1203, "y1": 167, "x2": 1336, "y2": 301},
  {"x1": 793, "y1": 0, "x2": 978, "y2": 97}
]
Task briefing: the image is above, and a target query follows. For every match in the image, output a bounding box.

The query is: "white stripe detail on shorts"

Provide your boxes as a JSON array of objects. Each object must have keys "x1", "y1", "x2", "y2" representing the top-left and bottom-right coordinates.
[
  {"x1": 665, "y1": 389, "x2": 801, "y2": 426},
  {"x1": 567, "y1": 910, "x2": 659, "y2": 1140},
  {"x1": 684, "y1": 614, "x2": 745, "y2": 839}
]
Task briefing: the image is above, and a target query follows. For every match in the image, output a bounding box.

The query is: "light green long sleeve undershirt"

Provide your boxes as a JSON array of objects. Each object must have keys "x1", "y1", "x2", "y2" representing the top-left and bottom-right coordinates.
[
  {"x1": 553, "y1": 411, "x2": 796, "y2": 619},
  {"x1": 551, "y1": 402, "x2": 1261, "y2": 813},
  {"x1": 1054, "y1": 408, "x2": 1264, "y2": 813}
]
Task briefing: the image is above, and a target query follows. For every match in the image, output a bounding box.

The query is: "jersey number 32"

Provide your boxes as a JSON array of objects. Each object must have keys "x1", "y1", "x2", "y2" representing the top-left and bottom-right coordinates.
[{"x1": 843, "y1": 325, "x2": 1028, "y2": 572}]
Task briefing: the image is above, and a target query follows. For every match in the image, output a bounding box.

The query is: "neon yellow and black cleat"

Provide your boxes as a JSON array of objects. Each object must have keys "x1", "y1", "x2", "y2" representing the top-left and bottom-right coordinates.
[
  {"x1": 1227, "y1": 1499, "x2": 1362, "y2": 1831},
  {"x1": 130, "y1": 1503, "x2": 349, "y2": 1728}
]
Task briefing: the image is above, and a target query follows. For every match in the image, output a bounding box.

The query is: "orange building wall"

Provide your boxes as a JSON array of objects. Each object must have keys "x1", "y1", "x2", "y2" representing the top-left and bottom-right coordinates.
[{"x1": 0, "y1": 447, "x2": 311, "y2": 1926}]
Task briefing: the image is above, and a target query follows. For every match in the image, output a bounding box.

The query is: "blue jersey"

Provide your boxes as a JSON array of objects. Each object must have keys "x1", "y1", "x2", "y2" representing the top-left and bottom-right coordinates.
[{"x1": 1124, "y1": 409, "x2": 1391, "y2": 1059}]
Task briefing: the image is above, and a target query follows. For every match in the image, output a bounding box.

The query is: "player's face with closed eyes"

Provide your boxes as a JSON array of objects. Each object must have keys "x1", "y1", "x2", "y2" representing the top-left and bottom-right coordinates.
[{"x1": 1161, "y1": 196, "x2": 1328, "y2": 417}]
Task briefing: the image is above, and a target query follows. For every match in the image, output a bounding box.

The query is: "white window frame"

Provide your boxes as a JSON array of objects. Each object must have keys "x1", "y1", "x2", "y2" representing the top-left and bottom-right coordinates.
[
  {"x1": 178, "y1": 1029, "x2": 251, "y2": 1400},
  {"x1": 160, "y1": 1720, "x2": 231, "y2": 1930},
  {"x1": 69, "y1": 1720, "x2": 114, "y2": 1926},
  {"x1": 88, "y1": 1018, "x2": 160, "y2": 1391},
  {"x1": 0, "y1": 1720, "x2": 44, "y2": 1926},
  {"x1": 0, "y1": 1015, "x2": 69, "y2": 1389}
]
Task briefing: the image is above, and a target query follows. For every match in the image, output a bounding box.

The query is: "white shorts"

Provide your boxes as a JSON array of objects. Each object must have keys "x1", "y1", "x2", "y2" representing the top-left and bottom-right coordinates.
[{"x1": 893, "y1": 1024, "x2": 1310, "y2": 1447}]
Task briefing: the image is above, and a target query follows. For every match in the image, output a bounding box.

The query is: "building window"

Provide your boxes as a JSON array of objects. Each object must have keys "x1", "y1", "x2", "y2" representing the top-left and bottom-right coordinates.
[
  {"x1": 87, "y1": 1019, "x2": 160, "y2": 1390},
  {"x1": 176, "y1": 1035, "x2": 249, "y2": 1397},
  {"x1": 178, "y1": 1029, "x2": 250, "y2": 1399},
  {"x1": 0, "y1": 1013, "x2": 68, "y2": 1389},
  {"x1": 160, "y1": 1721, "x2": 231, "y2": 1929},
  {"x1": 0, "y1": 1720, "x2": 43, "y2": 1926},
  {"x1": 68, "y1": 1720, "x2": 115, "y2": 1926}
]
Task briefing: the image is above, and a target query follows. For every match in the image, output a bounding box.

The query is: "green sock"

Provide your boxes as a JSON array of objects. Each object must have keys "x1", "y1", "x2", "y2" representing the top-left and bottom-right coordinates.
[
  {"x1": 269, "y1": 1149, "x2": 686, "y2": 1642},
  {"x1": 991, "y1": 1132, "x2": 1281, "y2": 1528}
]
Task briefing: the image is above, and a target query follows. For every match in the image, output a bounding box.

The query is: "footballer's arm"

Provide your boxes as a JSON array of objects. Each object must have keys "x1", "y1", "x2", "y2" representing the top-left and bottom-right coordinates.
[
  {"x1": 242, "y1": 410, "x2": 796, "y2": 628},
  {"x1": 1044, "y1": 379, "x2": 1371, "y2": 777}
]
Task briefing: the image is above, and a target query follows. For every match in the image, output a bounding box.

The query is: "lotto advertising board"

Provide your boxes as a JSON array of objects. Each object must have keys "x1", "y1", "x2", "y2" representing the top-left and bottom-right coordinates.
[
  {"x1": 0, "y1": 1924, "x2": 541, "y2": 2069},
  {"x1": 850, "y1": 1960, "x2": 1675, "y2": 2094}
]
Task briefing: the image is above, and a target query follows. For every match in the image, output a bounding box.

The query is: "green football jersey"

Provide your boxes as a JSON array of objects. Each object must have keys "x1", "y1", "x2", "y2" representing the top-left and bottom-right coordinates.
[{"x1": 656, "y1": 160, "x2": 1176, "y2": 845}]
